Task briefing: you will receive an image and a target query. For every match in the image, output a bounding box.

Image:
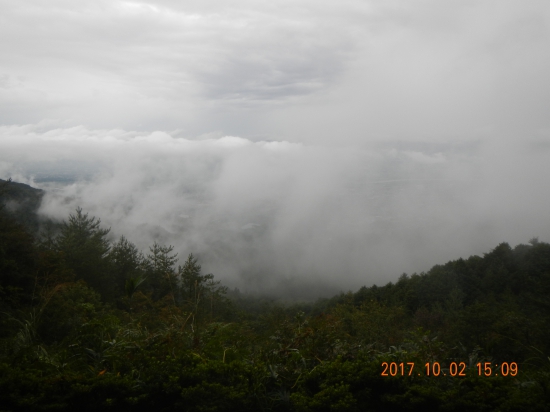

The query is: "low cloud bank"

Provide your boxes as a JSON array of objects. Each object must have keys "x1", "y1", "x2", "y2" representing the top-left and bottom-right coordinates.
[{"x1": 1, "y1": 124, "x2": 549, "y2": 297}]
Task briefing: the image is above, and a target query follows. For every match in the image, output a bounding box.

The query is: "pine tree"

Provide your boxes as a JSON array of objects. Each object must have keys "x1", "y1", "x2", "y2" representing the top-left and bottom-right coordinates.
[
  {"x1": 145, "y1": 242, "x2": 178, "y2": 301},
  {"x1": 55, "y1": 207, "x2": 113, "y2": 301},
  {"x1": 110, "y1": 236, "x2": 145, "y2": 298},
  {"x1": 178, "y1": 254, "x2": 227, "y2": 324}
]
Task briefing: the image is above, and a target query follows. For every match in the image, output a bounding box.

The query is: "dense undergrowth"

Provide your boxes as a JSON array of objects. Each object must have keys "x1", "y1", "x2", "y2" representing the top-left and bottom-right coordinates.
[{"x1": 1, "y1": 179, "x2": 550, "y2": 411}]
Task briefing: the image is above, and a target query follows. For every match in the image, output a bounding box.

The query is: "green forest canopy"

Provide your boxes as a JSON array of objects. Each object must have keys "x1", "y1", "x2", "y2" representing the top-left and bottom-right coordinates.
[{"x1": 1, "y1": 178, "x2": 549, "y2": 411}]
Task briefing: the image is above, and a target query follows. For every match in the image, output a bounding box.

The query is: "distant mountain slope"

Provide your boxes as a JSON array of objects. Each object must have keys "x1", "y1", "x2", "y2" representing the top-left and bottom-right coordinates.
[{"x1": 0, "y1": 179, "x2": 44, "y2": 232}]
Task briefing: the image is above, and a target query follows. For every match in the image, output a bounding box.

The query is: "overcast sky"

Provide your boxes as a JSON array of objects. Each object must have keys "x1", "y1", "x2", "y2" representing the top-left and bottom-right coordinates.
[
  {"x1": 2, "y1": 0, "x2": 549, "y2": 143},
  {"x1": 1, "y1": 0, "x2": 550, "y2": 296}
]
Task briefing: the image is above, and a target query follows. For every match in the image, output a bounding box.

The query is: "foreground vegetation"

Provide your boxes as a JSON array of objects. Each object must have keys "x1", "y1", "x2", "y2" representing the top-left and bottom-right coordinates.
[{"x1": 1, "y1": 179, "x2": 550, "y2": 411}]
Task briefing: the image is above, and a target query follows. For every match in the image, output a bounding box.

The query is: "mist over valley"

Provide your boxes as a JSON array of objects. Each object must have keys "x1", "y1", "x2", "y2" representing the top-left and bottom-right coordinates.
[{"x1": 2, "y1": 125, "x2": 548, "y2": 299}]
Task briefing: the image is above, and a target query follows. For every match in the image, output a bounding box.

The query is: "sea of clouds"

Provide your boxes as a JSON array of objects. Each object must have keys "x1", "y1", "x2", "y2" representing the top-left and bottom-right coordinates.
[{"x1": 1, "y1": 123, "x2": 549, "y2": 298}]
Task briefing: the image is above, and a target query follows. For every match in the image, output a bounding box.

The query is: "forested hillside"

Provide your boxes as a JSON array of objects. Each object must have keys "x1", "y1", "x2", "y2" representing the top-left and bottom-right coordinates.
[
  {"x1": 1, "y1": 180, "x2": 549, "y2": 411},
  {"x1": 0, "y1": 178, "x2": 44, "y2": 233}
]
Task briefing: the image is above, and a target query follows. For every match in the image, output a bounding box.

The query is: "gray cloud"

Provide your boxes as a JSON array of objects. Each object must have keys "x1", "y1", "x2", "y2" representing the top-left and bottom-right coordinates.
[
  {"x1": 0, "y1": 0, "x2": 362, "y2": 133},
  {"x1": 2, "y1": 1, "x2": 547, "y2": 141}
]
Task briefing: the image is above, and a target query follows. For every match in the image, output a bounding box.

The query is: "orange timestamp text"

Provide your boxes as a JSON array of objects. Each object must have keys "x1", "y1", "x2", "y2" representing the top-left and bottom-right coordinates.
[{"x1": 381, "y1": 362, "x2": 518, "y2": 377}]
